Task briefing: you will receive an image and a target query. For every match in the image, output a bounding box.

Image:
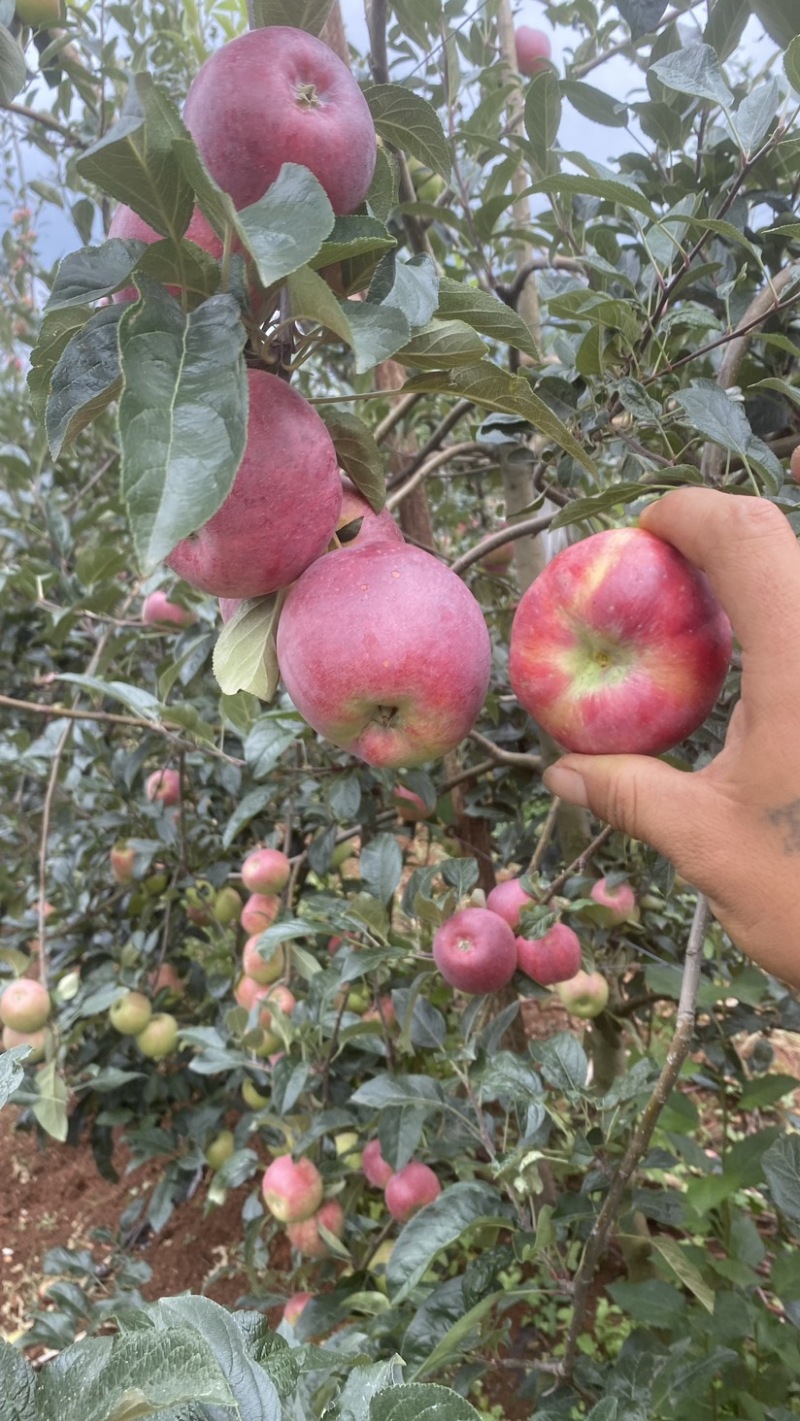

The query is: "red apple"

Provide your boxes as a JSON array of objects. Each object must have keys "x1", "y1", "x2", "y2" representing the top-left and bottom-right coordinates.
[
  {"x1": 337, "y1": 476, "x2": 403, "y2": 548},
  {"x1": 362, "y1": 1137, "x2": 394, "y2": 1189},
  {"x1": 515, "y1": 25, "x2": 552, "y2": 75},
  {"x1": 2, "y1": 1025, "x2": 49, "y2": 1062},
  {"x1": 287, "y1": 1198, "x2": 345, "y2": 1258},
  {"x1": 555, "y1": 969, "x2": 609, "y2": 1018},
  {"x1": 234, "y1": 975, "x2": 268, "y2": 1012},
  {"x1": 240, "y1": 893, "x2": 280, "y2": 936},
  {"x1": 385, "y1": 1161, "x2": 441, "y2": 1221},
  {"x1": 183, "y1": 27, "x2": 377, "y2": 217},
  {"x1": 362, "y1": 994, "x2": 397, "y2": 1028},
  {"x1": 590, "y1": 877, "x2": 639, "y2": 925},
  {"x1": 516, "y1": 923, "x2": 582, "y2": 986},
  {"x1": 282, "y1": 1292, "x2": 313, "y2": 1327},
  {"x1": 141, "y1": 590, "x2": 196, "y2": 628},
  {"x1": 167, "y1": 371, "x2": 341, "y2": 600},
  {"x1": 136, "y1": 1011, "x2": 179, "y2": 1058},
  {"x1": 262, "y1": 1154, "x2": 323, "y2": 1222},
  {"x1": 110, "y1": 842, "x2": 136, "y2": 885},
  {"x1": 109, "y1": 990, "x2": 152, "y2": 1035},
  {"x1": 242, "y1": 935, "x2": 285, "y2": 985},
  {"x1": 392, "y1": 785, "x2": 432, "y2": 822},
  {"x1": 242, "y1": 847, "x2": 291, "y2": 895},
  {"x1": 0, "y1": 979, "x2": 51, "y2": 1032},
  {"x1": 259, "y1": 983, "x2": 296, "y2": 1029},
  {"x1": 433, "y1": 907, "x2": 517, "y2": 995},
  {"x1": 276, "y1": 542, "x2": 491, "y2": 768},
  {"x1": 486, "y1": 877, "x2": 536, "y2": 930},
  {"x1": 145, "y1": 768, "x2": 181, "y2": 807},
  {"x1": 107, "y1": 202, "x2": 223, "y2": 303},
  {"x1": 149, "y1": 962, "x2": 183, "y2": 995},
  {"x1": 508, "y1": 527, "x2": 732, "y2": 756}
]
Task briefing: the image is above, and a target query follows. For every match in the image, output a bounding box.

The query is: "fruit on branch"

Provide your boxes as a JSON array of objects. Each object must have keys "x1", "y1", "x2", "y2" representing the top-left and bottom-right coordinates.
[
  {"x1": 205, "y1": 1129, "x2": 236, "y2": 1170},
  {"x1": 555, "y1": 970, "x2": 609, "y2": 1018},
  {"x1": 790, "y1": 446, "x2": 800, "y2": 483},
  {"x1": 0, "y1": 979, "x2": 51, "y2": 1032},
  {"x1": 590, "y1": 877, "x2": 639, "y2": 925},
  {"x1": 14, "y1": 0, "x2": 61, "y2": 27},
  {"x1": 110, "y1": 842, "x2": 136, "y2": 885},
  {"x1": 141, "y1": 590, "x2": 197, "y2": 628},
  {"x1": 287, "y1": 1198, "x2": 345, "y2": 1258},
  {"x1": 1, "y1": 1025, "x2": 49, "y2": 1062},
  {"x1": 333, "y1": 1131, "x2": 362, "y2": 1168},
  {"x1": 514, "y1": 25, "x2": 552, "y2": 75},
  {"x1": 166, "y1": 371, "x2": 342, "y2": 600},
  {"x1": 145, "y1": 768, "x2": 182, "y2": 807},
  {"x1": 277, "y1": 542, "x2": 491, "y2": 768},
  {"x1": 509, "y1": 527, "x2": 733, "y2": 755},
  {"x1": 262, "y1": 1154, "x2": 323, "y2": 1222},
  {"x1": 183, "y1": 26, "x2": 377, "y2": 217},
  {"x1": 362, "y1": 1137, "x2": 394, "y2": 1188},
  {"x1": 258, "y1": 983, "x2": 296, "y2": 1031},
  {"x1": 240, "y1": 893, "x2": 280, "y2": 936},
  {"x1": 385, "y1": 1161, "x2": 441, "y2": 1221},
  {"x1": 149, "y1": 962, "x2": 183, "y2": 995},
  {"x1": 135, "y1": 1011, "x2": 179, "y2": 1058},
  {"x1": 485, "y1": 877, "x2": 536, "y2": 930},
  {"x1": 433, "y1": 907, "x2": 517, "y2": 995},
  {"x1": 362, "y1": 994, "x2": 397, "y2": 1028},
  {"x1": 366, "y1": 1239, "x2": 394, "y2": 1291},
  {"x1": 282, "y1": 1292, "x2": 313, "y2": 1326},
  {"x1": 516, "y1": 923, "x2": 582, "y2": 986},
  {"x1": 109, "y1": 990, "x2": 153, "y2": 1036},
  {"x1": 242, "y1": 935, "x2": 285, "y2": 985},
  {"x1": 242, "y1": 1078, "x2": 269, "y2": 1110},
  {"x1": 185, "y1": 879, "x2": 214, "y2": 926},
  {"x1": 392, "y1": 785, "x2": 432, "y2": 821},
  {"x1": 336, "y1": 476, "x2": 404, "y2": 548},
  {"x1": 213, "y1": 886, "x2": 242, "y2": 927},
  {"x1": 107, "y1": 203, "x2": 223, "y2": 302},
  {"x1": 241, "y1": 847, "x2": 291, "y2": 895},
  {"x1": 234, "y1": 975, "x2": 268, "y2": 1012}
]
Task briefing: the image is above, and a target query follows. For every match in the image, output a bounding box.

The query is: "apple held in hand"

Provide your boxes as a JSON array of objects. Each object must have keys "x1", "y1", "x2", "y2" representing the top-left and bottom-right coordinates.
[
  {"x1": 433, "y1": 907, "x2": 517, "y2": 995},
  {"x1": 509, "y1": 527, "x2": 733, "y2": 756},
  {"x1": 277, "y1": 542, "x2": 491, "y2": 768},
  {"x1": 183, "y1": 26, "x2": 377, "y2": 217},
  {"x1": 242, "y1": 847, "x2": 291, "y2": 895},
  {"x1": 385, "y1": 1161, "x2": 441, "y2": 1221},
  {"x1": 514, "y1": 25, "x2": 552, "y2": 75},
  {"x1": 0, "y1": 979, "x2": 51, "y2": 1032},
  {"x1": 556, "y1": 970, "x2": 610, "y2": 1019},
  {"x1": 516, "y1": 923, "x2": 582, "y2": 986},
  {"x1": 262, "y1": 1154, "x2": 323, "y2": 1222},
  {"x1": 167, "y1": 370, "x2": 342, "y2": 600}
]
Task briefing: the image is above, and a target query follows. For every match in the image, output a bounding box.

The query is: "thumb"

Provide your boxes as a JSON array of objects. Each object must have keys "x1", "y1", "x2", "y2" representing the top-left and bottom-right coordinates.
[{"x1": 543, "y1": 754, "x2": 711, "y2": 868}]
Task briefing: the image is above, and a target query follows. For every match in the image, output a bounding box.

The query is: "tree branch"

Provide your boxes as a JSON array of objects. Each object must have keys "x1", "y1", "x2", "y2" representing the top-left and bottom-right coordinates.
[{"x1": 450, "y1": 512, "x2": 557, "y2": 575}]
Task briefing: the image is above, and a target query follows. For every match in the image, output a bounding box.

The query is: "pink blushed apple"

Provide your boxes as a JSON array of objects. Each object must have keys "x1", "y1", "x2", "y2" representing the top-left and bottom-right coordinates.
[
  {"x1": 240, "y1": 893, "x2": 280, "y2": 936},
  {"x1": 2, "y1": 1025, "x2": 49, "y2": 1062},
  {"x1": 385, "y1": 1161, "x2": 441, "y2": 1221},
  {"x1": 282, "y1": 1292, "x2": 313, "y2": 1327},
  {"x1": 556, "y1": 970, "x2": 610, "y2": 1019},
  {"x1": 108, "y1": 202, "x2": 223, "y2": 303},
  {"x1": 392, "y1": 785, "x2": 432, "y2": 822},
  {"x1": 486, "y1": 877, "x2": 536, "y2": 931},
  {"x1": 145, "y1": 768, "x2": 182, "y2": 807},
  {"x1": 515, "y1": 26, "x2": 552, "y2": 76},
  {"x1": 516, "y1": 923, "x2": 582, "y2": 986},
  {"x1": 286, "y1": 1198, "x2": 345, "y2": 1258},
  {"x1": 590, "y1": 877, "x2": 639, "y2": 925},
  {"x1": 262, "y1": 1154, "x2": 323, "y2": 1222},
  {"x1": 242, "y1": 935, "x2": 285, "y2": 985},
  {"x1": 183, "y1": 27, "x2": 377, "y2": 217},
  {"x1": 276, "y1": 542, "x2": 491, "y2": 769},
  {"x1": 336, "y1": 476, "x2": 404, "y2": 548},
  {"x1": 241, "y1": 847, "x2": 291, "y2": 895},
  {"x1": 166, "y1": 370, "x2": 342, "y2": 600},
  {"x1": 110, "y1": 842, "x2": 136, "y2": 885},
  {"x1": 141, "y1": 589, "x2": 197, "y2": 628},
  {"x1": 509, "y1": 527, "x2": 732, "y2": 756},
  {"x1": 0, "y1": 979, "x2": 51, "y2": 1032},
  {"x1": 362, "y1": 1137, "x2": 395, "y2": 1188},
  {"x1": 433, "y1": 907, "x2": 518, "y2": 995}
]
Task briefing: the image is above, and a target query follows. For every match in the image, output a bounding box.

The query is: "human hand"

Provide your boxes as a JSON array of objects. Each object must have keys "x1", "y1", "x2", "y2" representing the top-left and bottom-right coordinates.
[{"x1": 542, "y1": 488, "x2": 800, "y2": 988}]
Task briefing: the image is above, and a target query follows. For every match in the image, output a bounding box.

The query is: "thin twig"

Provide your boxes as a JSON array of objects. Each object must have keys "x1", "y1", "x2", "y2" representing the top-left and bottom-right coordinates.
[
  {"x1": 468, "y1": 730, "x2": 541, "y2": 772},
  {"x1": 540, "y1": 824, "x2": 615, "y2": 904},
  {"x1": 451, "y1": 512, "x2": 556, "y2": 576},
  {"x1": 387, "y1": 443, "x2": 489, "y2": 509},
  {"x1": 0, "y1": 693, "x2": 243, "y2": 765}
]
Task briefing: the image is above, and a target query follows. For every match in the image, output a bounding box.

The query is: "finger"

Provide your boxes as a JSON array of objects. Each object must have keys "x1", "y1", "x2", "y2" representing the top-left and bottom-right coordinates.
[{"x1": 639, "y1": 490, "x2": 800, "y2": 701}]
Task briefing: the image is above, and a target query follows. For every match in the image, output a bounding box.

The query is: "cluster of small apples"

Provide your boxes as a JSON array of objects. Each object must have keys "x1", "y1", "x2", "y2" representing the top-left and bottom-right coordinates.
[
  {"x1": 108, "y1": 989, "x2": 179, "y2": 1059},
  {"x1": 362, "y1": 1137, "x2": 441, "y2": 1222},
  {"x1": 0, "y1": 978, "x2": 52, "y2": 1061},
  {"x1": 261, "y1": 1155, "x2": 345, "y2": 1259},
  {"x1": 234, "y1": 847, "x2": 299, "y2": 1054}
]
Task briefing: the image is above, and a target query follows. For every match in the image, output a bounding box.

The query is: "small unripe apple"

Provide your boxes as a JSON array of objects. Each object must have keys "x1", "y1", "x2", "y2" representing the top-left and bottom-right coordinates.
[
  {"x1": 362, "y1": 1137, "x2": 394, "y2": 1189},
  {"x1": 287, "y1": 1198, "x2": 345, "y2": 1258},
  {"x1": 590, "y1": 877, "x2": 639, "y2": 925},
  {"x1": 485, "y1": 877, "x2": 536, "y2": 930},
  {"x1": 2, "y1": 1025, "x2": 49, "y2": 1062},
  {"x1": 385, "y1": 1161, "x2": 441, "y2": 1221},
  {"x1": 242, "y1": 935, "x2": 285, "y2": 985},
  {"x1": 110, "y1": 842, "x2": 136, "y2": 885},
  {"x1": 334, "y1": 1131, "x2": 362, "y2": 1169},
  {"x1": 149, "y1": 962, "x2": 183, "y2": 995},
  {"x1": 242, "y1": 1078, "x2": 270, "y2": 1110},
  {"x1": 516, "y1": 923, "x2": 582, "y2": 986},
  {"x1": 262, "y1": 1154, "x2": 324, "y2": 1223},
  {"x1": 145, "y1": 768, "x2": 181, "y2": 807},
  {"x1": 515, "y1": 25, "x2": 552, "y2": 76},
  {"x1": 109, "y1": 990, "x2": 152, "y2": 1036},
  {"x1": 240, "y1": 893, "x2": 280, "y2": 936},
  {"x1": 366, "y1": 1239, "x2": 394, "y2": 1292},
  {"x1": 252, "y1": 1028, "x2": 282, "y2": 1058},
  {"x1": 433, "y1": 907, "x2": 517, "y2": 995},
  {"x1": 141, "y1": 590, "x2": 196, "y2": 628},
  {"x1": 556, "y1": 970, "x2": 610, "y2": 1019},
  {"x1": 392, "y1": 785, "x2": 432, "y2": 822},
  {"x1": 185, "y1": 879, "x2": 214, "y2": 925},
  {"x1": 205, "y1": 1128, "x2": 236, "y2": 1170},
  {"x1": 282, "y1": 1292, "x2": 313, "y2": 1327},
  {"x1": 0, "y1": 979, "x2": 51, "y2": 1032},
  {"x1": 136, "y1": 1011, "x2": 179, "y2": 1059},
  {"x1": 213, "y1": 886, "x2": 242, "y2": 927},
  {"x1": 241, "y1": 847, "x2": 291, "y2": 895},
  {"x1": 15, "y1": 0, "x2": 61, "y2": 25}
]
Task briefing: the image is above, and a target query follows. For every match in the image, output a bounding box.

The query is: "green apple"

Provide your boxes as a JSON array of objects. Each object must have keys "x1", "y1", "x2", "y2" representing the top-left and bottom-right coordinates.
[
  {"x1": 242, "y1": 1078, "x2": 270, "y2": 1110},
  {"x1": 213, "y1": 886, "x2": 242, "y2": 926},
  {"x1": 334, "y1": 1130, "x2": 362, "y2": 1169},
  {"x1": 205, "y1": 1129, "x2": 236, "y2": 1170},
  {"x1": 136, "y1": 1011, "x2": 179, "y2": 1059},
  {"x1": 109, "y1": 990, "x2": 152, "y2": 1036}
]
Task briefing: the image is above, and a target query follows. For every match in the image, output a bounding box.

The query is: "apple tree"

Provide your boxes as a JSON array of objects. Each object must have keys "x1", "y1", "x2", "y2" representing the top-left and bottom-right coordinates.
[{"x1": 2, "y1": 0, "x2": 800, "y2": 1416}]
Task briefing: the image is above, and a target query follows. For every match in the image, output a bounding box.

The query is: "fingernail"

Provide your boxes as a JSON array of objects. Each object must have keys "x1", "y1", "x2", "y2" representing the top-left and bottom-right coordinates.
[{"x1": 543, "y1": 765, "x2": 589, "y2": 809}]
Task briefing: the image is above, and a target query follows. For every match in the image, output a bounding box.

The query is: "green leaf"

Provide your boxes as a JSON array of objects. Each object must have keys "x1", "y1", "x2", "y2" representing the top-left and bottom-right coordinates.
[
  {"x1": 318, "y1": 407, "x2": 386, "y2": 511},
  {"x1": 46, "y1": 305, "x2": 123, "y2": 458},
  {"x1": 311, "y1": 214, "x2": 396, "y2": 271},
  {"x1": 76, "y1": 73, "x2": 194, "y2": 239},
  {"x1": 152, "y1": 1296, "x2": 282, "y2": 1420},
  {"x1": 28, "y1": 306, "x2": 93, "y2": 426},
  {"x1": 735, "y1": 78, "x2": 781, "y2": 156},
  {"x1": 751, "y1": 0, "x2": 800, "y2": 47},
  {"x1": 403, "y1": 362, "x2": 596, "y2": 474},
  {"x1": 533, "y1": 171, "x2": 655, "y2": 220},
  {"x1": 341, "y1": 299, "x2": 413, "y2": 373},
  {"x1": 617, "y1": 0, "x2": 669, "y2": 39},
  {"x1": 31, "y1": 1059, "x2": 69, "y2": 1142},
  {"x1": 250, "y1": 0, "x2": 333, "y2": 32},
  {"x1": 58, "y1": 674, "x2": 163, "y2": 720},
  {"x1": 222, "y1": 787, "x2": 274, "y2": 849},
  {"x1": 213, "y1": 596, "x2": 282, "y2": 701},
  {"x1": 394, "y1": 318, "x2": 488, "y2": 369},
  {"x1": 561, "y1": 80, "x2": 629, "y2": 127},
  {"x1": 0, "y1": 1338, "x2": 36, "y2": 1421},
  {"x1": 36, "y1": 1329, "x2": 235, "y2": 1421},
  {"x1": 675, "y1": 381, "x2": 784, "y2": 488},
  {"x1": 236, "y1": 163, "x2": 335, "y2": 287},
  {"x1": 361, "y1": 833, "x2": 403, "y2": 905},
  {"x1": 118, "y1": 285, "x2": 248, "y2": 570},
  {"x1": 703, "y1": 0, "x2": 750, "y2": 62},
  {"x1": 370, "y1": 1383, "x2": 483, "y2": 1420},
  {"x1": 0, "y1": 1046, "x2": 29, "y2": 1109},
  {"x1": 244, "y1": 716, "x2": 297, "y2": 777},
  {"x1": 436, "y1": 276, "x2": 539, "y2": 363},
  {"x1": 47, "y1": 240, "x2": 147, "y2": 309},
  {"x1": 763, "y1": 1133, "x2": 800, "y2": 1223},
  {"x1": 649, "y1": 42, "x2": 734, "y2": 109},
  {"x1": 524, "y1": 66, "x2": 562, "y2": 153},
  {"x1": 386, "y1": 1182, "x2": 512, "y2": 1302},
  {"x1": 364, "y1": 84, "x2": 451, "y2": 181},
  {"x1": 650, "y1": 1236, "x2": 715, "y2": 1311},
  {"x1": 371, "y1": 252, "x2": 440, "y2": 329},
  {"x1": 0, "y1": 25, "x2": 25, "y2": 105},
  {"x1": 784, "y1": 34, "x2": 800, "y2": 94},
  {"x1": 529, "y1": 1031, "x2": 589, "y2": 1092}
]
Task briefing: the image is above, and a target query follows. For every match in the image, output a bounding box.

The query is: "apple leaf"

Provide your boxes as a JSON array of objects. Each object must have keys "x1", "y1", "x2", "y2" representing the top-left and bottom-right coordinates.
[
  {"x1": 47, "y1": 240, "x2": 148, "y2": 309},
  {"x1": 250, "y1": 0, "x2": 333, "y2": 34},
  {"x1": 763, "y1": 1134, "x2": 800, "y2": 1224},
  {"x1": 118, "y1": 284, "x2": 248, "y2": 571},
  {"x1": 213, "y1": 597, "x2": 282, "y2": 701},
  {"x1": 436, "y1": 276, "x2": 540, "y2": 363},
  {"x1": 371, "y1": 1384, "x2": 484, "y2": 1420},
  {"x1": 46, "y1": 304, "x2": 123, "y2": 458},
  {"x1": 0, "y1": 24, "x2": 25, "y2": 105},
  {"x1": 243, "y1": 715, "x2": 297, "y2": 777},
  {"x1": 532, "y1": 170, "x2": 655, "y2": 220},
  {"x1": 734, "y1": 78, "x2": 781, "y2": 156},
  {"x1": 561, "y1": 80, "x2": 629, "y2": 127},
  {"x1": 136, "y1": 235, "x2": 222, "y2": 305},
  {"x1": 784, "y1": 34, "x2": 800, "y2": 94},
  {"x1": 27, "y1": 305, "x2": 93, "y2": 426},
  {"x1": 338, "y1": 299, "x2": 413, "y2": 373},
  {"x1": 524, "y1": 66, "x2": 562, "y2": 155},
  {"x1": 361, "y1": 833, "x2": 404, "y2": 905},
  {"x1": 152, "y1": 1296, "x2": 283, "y2": 1419},
  {"x1": 703, "y1": 0, "x2": 750, "y2": 63},
  {"x1": 236, "y1": 163, "x2": 335, "y2": 287},
  {"x1": 76, "y1": 73, "x2": 195, "y2": 240},
  {"x1": 370, "y1": 252, "x2": 440, "y2": 329},
  {"x1": 318, "y1": 407, "x2": 386, "y2": 512},
  {"x1": 751, "y1": 0, "x2": 800, "y2": 47},
  {"x1": 674, "y1": 380, "x2": 784, "y2": 490},
  {"x1": 311, "y1": 214, "x2": 397, "y2": 271},
  {"x1": 0, "y1": 1046, "x2": 28, "y2": 1111},
  {"x1": 287, "y1": 264, "x2": 357, "y2": 346},
  {"x1": 394, "y1": 319, "x2": 488, "y2": 370},
  {"x1": 0, "y1": 1338, "x2": 36, "y2": 1421},
  {"x1": 649, "y1": 43, "x2": 734, "y2": 110},
  {"x1": 386, "y1": 1182, "x2": 513, "y2": 1302},
  {"x1": 616, "y1": 0, "x2": 669, "y2": 38},
  {"x1": 364, "y1": 83, "x2": 451, "y2": 181},
  {"x1": 31, "y1": 1059, "x2": 69, "y2": 1142},
  {"x1": 35, "y1": 1328, "x2": 235, "y2": 1421},
  {"x1": 529, "y1": 1032, "x2": 589, "y2": 1093}
]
